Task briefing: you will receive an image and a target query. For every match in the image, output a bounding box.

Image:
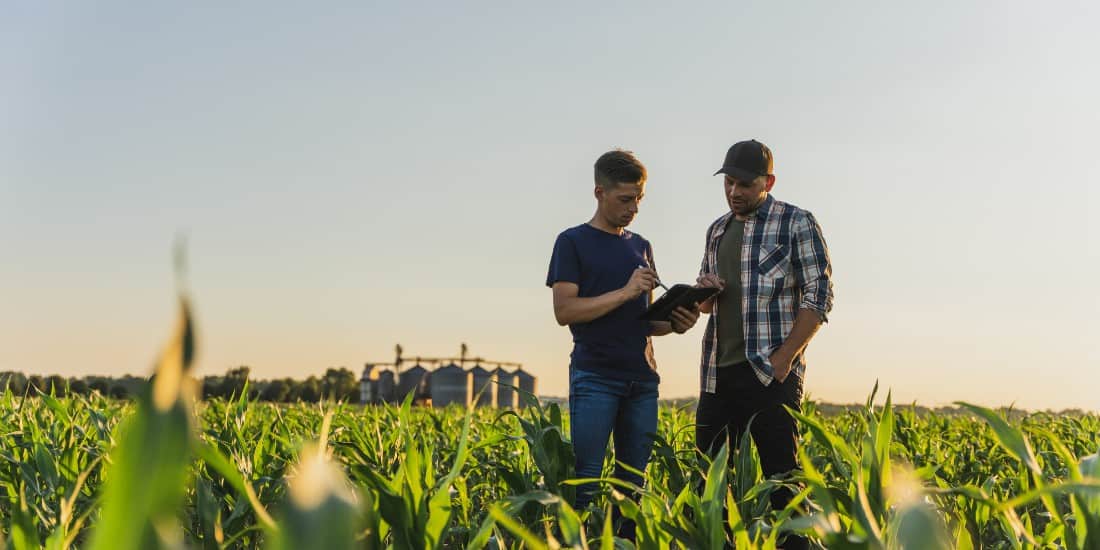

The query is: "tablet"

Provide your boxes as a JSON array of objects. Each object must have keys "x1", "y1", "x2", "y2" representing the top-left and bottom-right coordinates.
[{"x1": 639, "y1": 284, "x2": 720, "y2": 322}]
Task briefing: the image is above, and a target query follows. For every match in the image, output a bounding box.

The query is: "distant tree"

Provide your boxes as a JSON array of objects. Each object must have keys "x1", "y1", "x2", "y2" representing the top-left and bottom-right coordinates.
[
  {"x1": 89, "y1": 379, "x2": 110, "y2": 395},
  {"x1": 28, "y1": 375, "x2": 45, "y2": 394},
  {"x1": 118, "y1": 375, "x2": 144, "y2": 395},
  {"x1": 219, "y1": 366, "x2": 251, "y2": 399},
  {"x1": 295, "y1": 376, "x2": 321, "y2": 403},
  {"x1": 259, "y1": 379, "x2": 290, "y2": 402},
  {"x1": 202, "y1": 376, "x2": 223, "y2": 399},
  {"x1": 322, "y1": 367, "x2": 358, "y2": 403},
  {"x1": 69, "y1": 378, "x2": 89, "y2": 395},
  {"x1": 279, "y1": 378, "x2": 299, "y2": 402},
  {"x1": 286, "y1": 378, "x2": 303, "y2": 402},
  {"x1": 109, "y1": 385, "x2": 129, "y2": 399},
  {"x1": 0, "y1": 372, "x2": 27, "y2": 394},
  {"x1": 46, "y1": 374, "x2": 68, "y2": 397}
]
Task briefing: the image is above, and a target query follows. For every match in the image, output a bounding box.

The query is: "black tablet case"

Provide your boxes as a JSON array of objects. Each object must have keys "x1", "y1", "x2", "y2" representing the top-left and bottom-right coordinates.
[{"x1": 639, "y1": 284, "x2": 720, "y2": 321}]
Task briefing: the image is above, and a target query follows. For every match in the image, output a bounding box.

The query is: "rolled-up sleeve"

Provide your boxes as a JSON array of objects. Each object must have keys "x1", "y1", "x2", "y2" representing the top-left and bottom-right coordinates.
[{"x1": 792, "y1": 211, "x2": 833, "y2": 322}]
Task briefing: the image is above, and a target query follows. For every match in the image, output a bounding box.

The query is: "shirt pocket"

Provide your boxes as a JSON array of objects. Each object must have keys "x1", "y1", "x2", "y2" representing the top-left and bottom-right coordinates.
[{"x1": 757, "y1": 243, "x2": 791, "y2": 279}]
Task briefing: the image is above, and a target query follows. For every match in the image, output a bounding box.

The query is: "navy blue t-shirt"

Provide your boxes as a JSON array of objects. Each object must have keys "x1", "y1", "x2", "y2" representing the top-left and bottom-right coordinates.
[{"x1": 546, "y1": 224, "x2": 658, "y2": 382}]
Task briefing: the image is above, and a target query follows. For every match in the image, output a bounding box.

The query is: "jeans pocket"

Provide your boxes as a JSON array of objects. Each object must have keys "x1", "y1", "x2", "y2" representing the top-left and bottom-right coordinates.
[
  {"x1": 636, "y1": 379, "x2": 659, "y2": 399},
  {"x1": 570, "y1": 367, "x2": 596, "y2": 388}
]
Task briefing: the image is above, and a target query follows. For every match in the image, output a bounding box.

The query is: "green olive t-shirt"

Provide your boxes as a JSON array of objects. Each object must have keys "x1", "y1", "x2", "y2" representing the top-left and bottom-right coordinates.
[{"x1": 716, "y1": 217, "x2": 748, "y2": 368}]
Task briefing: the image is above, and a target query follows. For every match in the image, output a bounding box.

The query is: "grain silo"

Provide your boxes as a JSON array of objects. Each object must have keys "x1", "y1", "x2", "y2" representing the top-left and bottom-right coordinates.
[
  {"x1": 375, "y1": 369, "x2": 395, "y2": 403},
  {"x1": 359, "y1": 364, "x2": 377, "y2": 404},
  {"x1": 430, "y1": 363, "x2": 472, "y2": 407},
  {"x1": 395, "y1": 364, "x2": 429, "y2": 401},
  {"x1": 515, "y1": 367, "x2": 537, "y2": 408},
  {"x1": 469, "y1": 365, "x2": 497, "y2": 408},
  {"x1": 493, "y1": 367, "x2": 519, "y2": 410}
]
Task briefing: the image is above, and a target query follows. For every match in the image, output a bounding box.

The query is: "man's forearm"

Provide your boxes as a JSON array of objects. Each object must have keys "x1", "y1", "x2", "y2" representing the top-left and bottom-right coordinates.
[
  {"x1": 555, "y1": 289, "x2": 633, "y2": 325},
  {"x1": 776, "y1": 308, "x2": 823, "y2": 358}
]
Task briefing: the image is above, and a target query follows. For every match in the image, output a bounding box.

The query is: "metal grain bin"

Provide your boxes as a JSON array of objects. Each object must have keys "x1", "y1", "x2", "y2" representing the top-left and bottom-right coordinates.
[
  {"x1": 375, "y1": 369, "x2": 396, "y2": 403},
  {"x1": 515, "y1": 367, "x2": 537, "y2": 408},
  {"x1": 493, "y1": 367, "x2": 519, "y2": 410},
  {"x1": 430, "y1": 363, "x2": 472, "y2": 408},
  {"x1": 469, "y1": 365, "x2": 497, "y2": 408},
  {"x1": 359, "y1": 364, "x2": 377, "y2": 404},
  {"x1": 395, "y1": 364, "x2": 428, "y2": 401}
]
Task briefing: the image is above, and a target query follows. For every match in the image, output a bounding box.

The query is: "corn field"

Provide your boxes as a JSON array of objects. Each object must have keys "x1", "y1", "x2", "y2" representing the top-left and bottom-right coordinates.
[{"x1": 2, "y1": 299, "x2": 1099, "y2": 549}]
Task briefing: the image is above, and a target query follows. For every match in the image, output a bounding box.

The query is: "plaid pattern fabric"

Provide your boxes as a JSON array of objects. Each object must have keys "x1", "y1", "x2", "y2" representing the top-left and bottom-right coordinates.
[{"x1": 699, "y1": 195, "x2": 833, "y2": 393}]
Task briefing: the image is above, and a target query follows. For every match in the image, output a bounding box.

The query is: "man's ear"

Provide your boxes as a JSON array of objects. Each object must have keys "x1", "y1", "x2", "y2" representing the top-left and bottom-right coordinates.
[
  {"x1": 594, "y1": 185, "x2": 603, "y2": 200},
  {"x1": 764, "y1": 174, "x2": 776, "y2": 192}
]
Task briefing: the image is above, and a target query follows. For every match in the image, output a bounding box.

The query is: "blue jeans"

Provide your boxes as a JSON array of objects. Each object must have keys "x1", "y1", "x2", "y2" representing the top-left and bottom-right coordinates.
[{"x1": 568, "y1": 367, "x2": 659, "y2": 510}]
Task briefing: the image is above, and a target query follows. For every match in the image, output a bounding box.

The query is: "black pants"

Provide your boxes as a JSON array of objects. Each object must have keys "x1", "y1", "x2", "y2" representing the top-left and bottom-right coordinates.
[{"x1": 695, "y1": 364, "x2": 806, "y2": 550}]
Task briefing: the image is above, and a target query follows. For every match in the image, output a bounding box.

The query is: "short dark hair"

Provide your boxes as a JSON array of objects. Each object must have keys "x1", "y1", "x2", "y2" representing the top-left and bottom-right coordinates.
[{"x1": 594, "y1": 149, "x2": 647, "y2": 188}]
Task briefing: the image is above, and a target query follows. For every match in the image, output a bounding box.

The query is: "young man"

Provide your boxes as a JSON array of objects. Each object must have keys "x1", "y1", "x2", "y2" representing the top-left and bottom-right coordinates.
[
  {"x1": 694, "y1": 139, "x2": 834, "y2": 550},
  {"x1": 546, "y1": 149, "x2": 700, "y2": 519}
]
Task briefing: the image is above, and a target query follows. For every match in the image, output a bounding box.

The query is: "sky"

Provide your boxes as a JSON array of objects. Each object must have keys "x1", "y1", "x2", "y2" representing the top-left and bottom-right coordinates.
[{"x1": 2, "y1": 1, "x2": 1097, "y2": 411}]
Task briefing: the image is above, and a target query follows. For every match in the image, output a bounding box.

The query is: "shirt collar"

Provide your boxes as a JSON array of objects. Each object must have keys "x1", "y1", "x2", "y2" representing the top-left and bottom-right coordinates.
[
  {"x1": 711, "y1": 211, "x2": 733, "y2": 239},
  {"x1": 751, "y1": 194, "x2": 775, "y2": 221},
  {"x1": 712, "y1": 194, "x2": 775, "y2": 240}
]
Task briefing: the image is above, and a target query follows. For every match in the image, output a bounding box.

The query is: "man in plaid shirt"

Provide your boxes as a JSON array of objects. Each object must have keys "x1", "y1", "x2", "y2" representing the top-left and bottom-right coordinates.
[{"x1": 694, "y1": 139, "x2": 833, "y2": 550}]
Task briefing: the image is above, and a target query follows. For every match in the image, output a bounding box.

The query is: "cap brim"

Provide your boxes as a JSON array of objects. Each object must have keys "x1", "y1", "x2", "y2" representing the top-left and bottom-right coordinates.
[{"x1": 714, "y1": 166, "x2": 761, "y2": 181}]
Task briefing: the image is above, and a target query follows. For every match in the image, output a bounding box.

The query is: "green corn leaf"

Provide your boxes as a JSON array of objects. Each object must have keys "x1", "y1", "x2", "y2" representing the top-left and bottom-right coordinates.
[
  {"x1": 88, "y1": 296, "x2": 196, "y2": 550},
  {"x1": 194, "y1": 439, "x2": 277, "y2": 532},
  {"x1": 957, "y1": 402, "x2": 1040, "y2": 476},
  {"x1": 269, "y1": 422, "x2": 359, "y2": 550},
  {"x1": 556, "y1": 496, "x2": 586, "y2": 548},
  {"x1": 894, "y1": 501, "x2": 951, "y2": 550},
  {"x1": 488, "y1": 504, "x2": 549, "y2": 550}
]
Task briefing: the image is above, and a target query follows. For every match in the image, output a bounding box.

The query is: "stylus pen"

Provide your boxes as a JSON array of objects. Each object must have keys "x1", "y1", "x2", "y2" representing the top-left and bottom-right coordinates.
[{"x1": 638, "y1": 264, "x2": 670, "y2": 292}]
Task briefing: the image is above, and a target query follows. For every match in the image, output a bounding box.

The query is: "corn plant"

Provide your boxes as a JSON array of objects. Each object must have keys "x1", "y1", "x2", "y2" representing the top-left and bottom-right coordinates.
[{"x1": 2, "y1": 287, "x2": 1099, "y2": 549}]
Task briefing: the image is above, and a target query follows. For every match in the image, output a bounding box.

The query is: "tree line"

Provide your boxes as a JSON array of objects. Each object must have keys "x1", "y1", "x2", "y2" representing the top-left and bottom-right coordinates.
[{"x1": 0, "y1": 366, "x2": 363, "y2": 403}]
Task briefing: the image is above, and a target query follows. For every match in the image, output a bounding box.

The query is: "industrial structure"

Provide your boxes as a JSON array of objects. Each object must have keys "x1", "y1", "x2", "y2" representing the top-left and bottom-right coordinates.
[{"x1": 359, "y1": 344, "x2": 536, "y2": 409}]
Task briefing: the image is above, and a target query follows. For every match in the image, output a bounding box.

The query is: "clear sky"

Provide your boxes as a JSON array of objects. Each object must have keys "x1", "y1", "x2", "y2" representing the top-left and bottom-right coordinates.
[{"x1": 3, "y1": 2, "x2": 1097, "y2": 411}]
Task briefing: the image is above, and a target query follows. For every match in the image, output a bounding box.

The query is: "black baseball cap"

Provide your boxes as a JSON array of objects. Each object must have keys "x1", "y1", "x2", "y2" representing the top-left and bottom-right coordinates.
[{"x1": 714, "y1": 139, "x2": 773, "y2": 181}]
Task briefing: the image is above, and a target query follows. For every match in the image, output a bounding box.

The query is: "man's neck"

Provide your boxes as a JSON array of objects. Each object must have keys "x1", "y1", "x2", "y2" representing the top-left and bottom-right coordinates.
[
  {"x1": 733, "y1": 195, "x2": 768, "y2": 221},
  {"x1": 587, "y1": 215, "x2": 624, "y2": 235}
]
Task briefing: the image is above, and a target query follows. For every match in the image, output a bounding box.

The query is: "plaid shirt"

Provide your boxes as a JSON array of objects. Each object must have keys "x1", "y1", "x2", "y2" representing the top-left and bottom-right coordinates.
[{"x1": 698, "y1": 195, "x2": 833, "y2": 393}]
